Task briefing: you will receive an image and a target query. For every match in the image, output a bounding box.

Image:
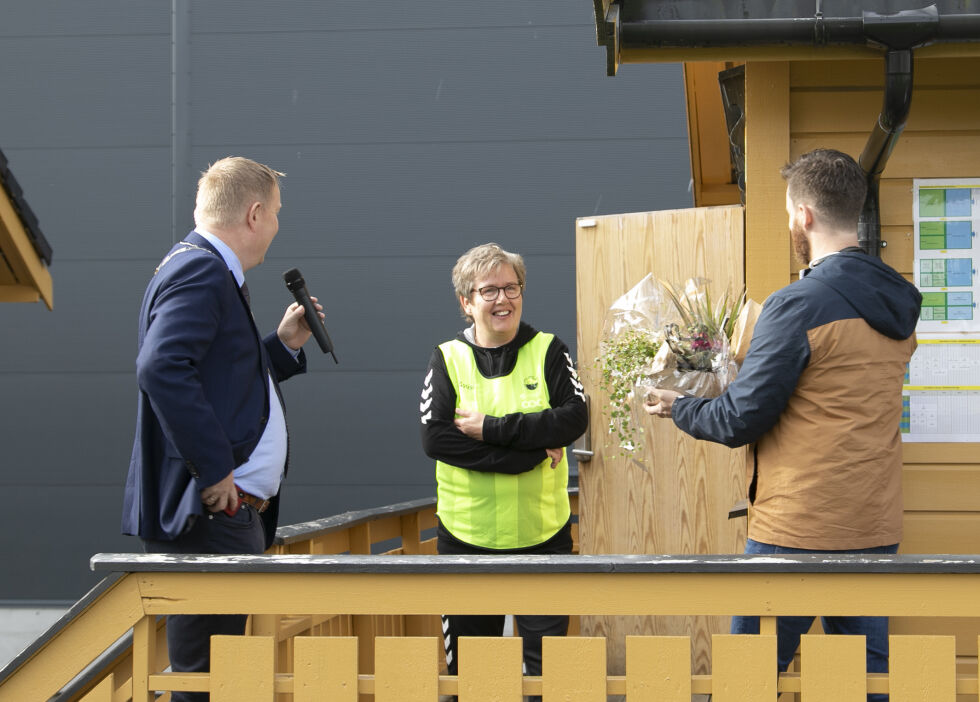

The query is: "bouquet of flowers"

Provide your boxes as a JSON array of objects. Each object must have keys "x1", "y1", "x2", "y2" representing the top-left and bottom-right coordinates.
[
  {"x1": 596, "y1": 274, "x2": 666, "y2": 452},
  {"x1": 642, "y1": 278, "x2": 745, "y2": 399},
  {"x1": 597, "y1": 274, "x2": 751, "y2": 453}
]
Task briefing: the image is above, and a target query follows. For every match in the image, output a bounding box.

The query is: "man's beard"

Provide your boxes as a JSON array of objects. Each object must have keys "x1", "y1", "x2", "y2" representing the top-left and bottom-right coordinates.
[{"x1": 791, "y1": 218, "x2": 810, "y2": 266}]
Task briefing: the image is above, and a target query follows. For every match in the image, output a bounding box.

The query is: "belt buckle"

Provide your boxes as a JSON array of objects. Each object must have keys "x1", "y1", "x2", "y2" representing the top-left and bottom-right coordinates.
[{"x1": 236, "y1": 487, "x2": 269, "y2": 514}]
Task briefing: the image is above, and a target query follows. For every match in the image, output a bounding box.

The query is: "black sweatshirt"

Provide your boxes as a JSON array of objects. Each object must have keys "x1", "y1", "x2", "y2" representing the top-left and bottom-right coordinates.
[{"x1": 420, "y1": 322, "x2": 588, "y2": 475}]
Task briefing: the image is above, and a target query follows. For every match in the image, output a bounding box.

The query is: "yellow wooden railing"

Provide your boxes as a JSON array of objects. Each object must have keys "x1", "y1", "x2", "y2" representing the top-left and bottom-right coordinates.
[
  {"x1": 2, "y1": 491, "x2": 979, "y2": 701},
  {"x1": 270, "y1": 496, "x2": 439, "y2": 556},
  {"x1": 270, "y1": 492, "x2": 579, "y2": 556},
  {"x1": 5, "y1": 554, "x2": 980, "y2": 701},
  {"x1": 0, "y1": 493, "x2": 575, "y2": 702}
]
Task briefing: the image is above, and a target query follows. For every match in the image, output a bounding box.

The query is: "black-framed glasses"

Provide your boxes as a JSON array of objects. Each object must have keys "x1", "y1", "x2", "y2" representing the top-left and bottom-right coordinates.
[{"x1": 472, "y1": 283, "x2": 523, "y2": 302}]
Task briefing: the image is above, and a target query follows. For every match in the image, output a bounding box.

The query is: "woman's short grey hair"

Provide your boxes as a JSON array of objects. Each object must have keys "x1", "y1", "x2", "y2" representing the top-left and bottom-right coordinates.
[
  {"x1": 451, "y1": 243, "x2": 526, "y2": 321},
  {"x1": 452, "y1": 243, "x2": 526, "y2": 298},
  {"x1": 195, "y1": 156, "x2": 284, "y2": 229}
]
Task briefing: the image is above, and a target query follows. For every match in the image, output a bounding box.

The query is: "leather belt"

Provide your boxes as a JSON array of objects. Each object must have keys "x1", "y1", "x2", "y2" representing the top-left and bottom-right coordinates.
[{"x1": 237, "y1": 489, "x2": 270, "y2": 514}]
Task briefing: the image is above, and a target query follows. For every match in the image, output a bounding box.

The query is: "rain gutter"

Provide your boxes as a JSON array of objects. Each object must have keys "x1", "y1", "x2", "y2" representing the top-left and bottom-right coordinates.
[
  {"x1": 617, "y1": 6, "x2": 978, "y2": 52},
  {"x1": 604, "y1": 3, "x2": 975, "y2": 257}
]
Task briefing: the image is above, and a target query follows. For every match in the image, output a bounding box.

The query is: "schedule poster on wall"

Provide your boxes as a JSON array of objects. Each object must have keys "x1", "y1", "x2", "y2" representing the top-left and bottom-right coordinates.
[
  {"x1": 902, "y1": 338, "x2": 980, "y2": 442},
  {"x1": 906, "y1": 179, "x2": 980, "y2": 441},
  {"x1": 913, "y1": 179, "x2": 979, "y2": 333}
]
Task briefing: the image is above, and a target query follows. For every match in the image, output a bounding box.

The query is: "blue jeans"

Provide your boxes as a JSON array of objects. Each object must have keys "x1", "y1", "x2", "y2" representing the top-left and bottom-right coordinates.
[{"x1": 732, "y1": 538, "x2": 899, "y2": 702}]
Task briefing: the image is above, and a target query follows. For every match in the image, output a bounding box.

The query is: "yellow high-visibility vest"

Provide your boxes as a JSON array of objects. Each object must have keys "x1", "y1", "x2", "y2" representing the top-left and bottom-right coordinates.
[{"x1": 436, "y1": 332, "x2": 569, "y2": 549}]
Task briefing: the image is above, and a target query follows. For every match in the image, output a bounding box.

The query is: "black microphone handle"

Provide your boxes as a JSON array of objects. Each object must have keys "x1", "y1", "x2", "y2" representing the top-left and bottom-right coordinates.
[{"x1": 295, "y1": 287, "x2": 338, "y2": 363}]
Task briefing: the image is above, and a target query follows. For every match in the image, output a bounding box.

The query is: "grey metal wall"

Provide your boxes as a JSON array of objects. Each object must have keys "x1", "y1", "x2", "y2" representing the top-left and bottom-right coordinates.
[{"x1": 0, "y1": 1, "x2": 692, "y2": 602}]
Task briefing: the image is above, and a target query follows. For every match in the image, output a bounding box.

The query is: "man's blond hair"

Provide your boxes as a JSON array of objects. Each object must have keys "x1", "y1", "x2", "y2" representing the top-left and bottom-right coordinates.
[{"x1": 195, "y1": 157, "x2": 284, "y2": 228}]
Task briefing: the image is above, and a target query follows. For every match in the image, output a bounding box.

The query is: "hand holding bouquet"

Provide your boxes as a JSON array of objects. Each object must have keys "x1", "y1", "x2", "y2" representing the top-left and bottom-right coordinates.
[{"x1": 597, "y1": 275, "x2": 754, "y2": 453}]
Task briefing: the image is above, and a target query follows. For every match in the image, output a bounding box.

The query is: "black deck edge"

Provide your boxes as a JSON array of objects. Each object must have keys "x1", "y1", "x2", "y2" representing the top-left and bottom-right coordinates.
[
  {"x1": 90, "y1": 552, "x2": 980, "y2": 575},
  {"x1": 0, "y1": 572, "x2": 127, "y2": 687}
]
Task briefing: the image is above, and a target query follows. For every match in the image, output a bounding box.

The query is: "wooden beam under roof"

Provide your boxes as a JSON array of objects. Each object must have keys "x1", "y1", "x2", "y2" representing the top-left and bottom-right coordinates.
[{"x1": 0, "y1": 178, "x2": 52, "y2": 309}]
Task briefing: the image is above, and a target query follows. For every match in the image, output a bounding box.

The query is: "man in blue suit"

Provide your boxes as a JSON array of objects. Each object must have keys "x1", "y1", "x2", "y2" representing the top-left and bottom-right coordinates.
[{"x1": 122, "y1": 156, "x2": 320, "y2": 701}]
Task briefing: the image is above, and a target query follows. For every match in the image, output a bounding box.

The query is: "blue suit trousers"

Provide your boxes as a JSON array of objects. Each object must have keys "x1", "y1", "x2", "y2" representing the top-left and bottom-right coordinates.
[{"x1": 143, "y1": 504, "x2": 266, "y2": 702}]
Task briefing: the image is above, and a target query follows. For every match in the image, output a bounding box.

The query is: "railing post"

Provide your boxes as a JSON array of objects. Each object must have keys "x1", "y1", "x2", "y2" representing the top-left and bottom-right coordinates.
[
  {"x1": 132, "y1": 614, "x2": 157, "y2": 702},
  {"x1": 760, "y1": 616, "x2": 777, "y2": 635},
  {"x1": 353, "y1": 614, "x2": 375, "y2": 702},
  {"x1": 375, "y1": 637, "x2": 439, "y2": 702},
  {"x1": 400, "y1": 512, "x2": 421, "y2": 555},
  {"x1": 349, "y1": 524, "x2": 371, "y2": 555},
  {"x1": 458, "y1": 636, "x2": 523, "y2": 699},
  {"x1": 887, "y1": 635, "x2": 956, "y2": 700},
  {"x1": 250, "y1": 615, "x2": 287, "y2": 702},
  {"x1": 210, "y1": 635, "x2": 274, "y2": 701},
  {"x1": 293, "y1": 636, "x2": 358, "y2": 702},
  {"x1": 800, "y1": 635, "x2": 867, "y2": 701},
  {"x1": 713, "y1": 634, "x2": 778, "y2": 700},
  {"x1": 542, "y1": 636, "x2": 607, "y2": 701},
  {"x1": 626, "y1": 635, "x2": 692, "y2": 700}
]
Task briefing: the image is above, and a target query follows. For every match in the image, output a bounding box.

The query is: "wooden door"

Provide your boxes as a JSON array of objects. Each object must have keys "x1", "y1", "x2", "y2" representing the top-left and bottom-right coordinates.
[{"x1": 575, "y1": 205, "x2": 748, "y2": 675}]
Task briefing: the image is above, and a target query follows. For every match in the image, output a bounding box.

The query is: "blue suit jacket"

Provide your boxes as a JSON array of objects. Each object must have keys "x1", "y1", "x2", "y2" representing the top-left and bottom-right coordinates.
[{"x1": 122, "y1": 232, "x2": 306, "y2": 547}]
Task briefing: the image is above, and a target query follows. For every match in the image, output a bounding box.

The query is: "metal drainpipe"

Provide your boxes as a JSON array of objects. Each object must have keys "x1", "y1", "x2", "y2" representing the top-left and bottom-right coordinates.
[{"x1": 857, "y1": 48, "x2": 914, "y2": 257}]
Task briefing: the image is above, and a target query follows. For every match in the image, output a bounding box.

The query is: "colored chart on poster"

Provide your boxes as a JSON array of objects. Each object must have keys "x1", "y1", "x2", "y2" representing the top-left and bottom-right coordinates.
[
  {"x1": 903, "y1": 338, "x2": 980, "y2": 442},
  {"x1": 919, "y1": 186, "x2": 973, "y2": 217},
  {"x1": 913, "y1": 179, "x2": 980, "y2": 333},
  {"x1": 919, "y1": 258, "x2": 972, "y2": 287},
  {"x1": 918, "y1": 221, "x2": 973, "y2": 250},
  {"x1": 920, "y1": 291, "x2": 974, "y2": 321}
]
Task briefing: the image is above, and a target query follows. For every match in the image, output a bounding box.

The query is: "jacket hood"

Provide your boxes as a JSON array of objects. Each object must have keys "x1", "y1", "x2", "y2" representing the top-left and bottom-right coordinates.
[
  {"x1": 456, "y1": 321, "x2": 539, "y2": 350},
  {"x1": 808, "y1": 251, "x2": 921, "y2": 340}
]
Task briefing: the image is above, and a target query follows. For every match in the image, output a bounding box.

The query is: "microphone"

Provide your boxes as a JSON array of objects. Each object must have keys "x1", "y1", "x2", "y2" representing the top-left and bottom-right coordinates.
[{"x1": 283, "y1": 268, "x2": 338, "y2": 363}]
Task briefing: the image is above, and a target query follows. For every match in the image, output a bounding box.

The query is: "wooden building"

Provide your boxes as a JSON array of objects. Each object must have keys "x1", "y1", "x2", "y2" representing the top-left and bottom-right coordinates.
[{"x1": 578, "y1": 0, "x2": 980, "y2": 679}]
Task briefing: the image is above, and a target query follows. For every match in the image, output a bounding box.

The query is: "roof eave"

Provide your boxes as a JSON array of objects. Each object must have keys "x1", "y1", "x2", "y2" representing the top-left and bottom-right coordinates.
[
  {"x1": 0, "y1": 191, "x2": 53, "y2": 309},
  {"x1": 596, "y1": 4, "x2": 980, "y2": 73}
]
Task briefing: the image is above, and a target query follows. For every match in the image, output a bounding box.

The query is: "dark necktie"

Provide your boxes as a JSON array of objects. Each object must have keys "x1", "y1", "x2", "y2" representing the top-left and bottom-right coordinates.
[{"x1": 240, "y1": 281, "x2": 251, "y2": 307}]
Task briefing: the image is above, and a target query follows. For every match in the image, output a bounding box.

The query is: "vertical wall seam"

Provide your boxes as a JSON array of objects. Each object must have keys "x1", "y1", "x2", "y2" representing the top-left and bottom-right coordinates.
[{"x1": 171, "y1": 0, "x2": 191, "y2": 244}]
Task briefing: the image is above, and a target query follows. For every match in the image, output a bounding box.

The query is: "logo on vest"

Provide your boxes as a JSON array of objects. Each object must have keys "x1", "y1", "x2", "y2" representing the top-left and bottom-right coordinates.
[
  {"x1": 524, "y1": 376, "x2": 539, "y2": 390},
  {"x1": 459, "y1": 381, "x2": 475, "y2": 391}
]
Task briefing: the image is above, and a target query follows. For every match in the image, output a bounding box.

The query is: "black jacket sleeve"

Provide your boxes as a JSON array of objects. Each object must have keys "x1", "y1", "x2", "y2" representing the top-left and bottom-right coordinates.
[
  {"x1": 419, "y1": 348, "x2": 547, "y2": 474},
  {"x1": 672, "y1": 291, "x2": 811, "y2": 447},
  {"x1": 482, "y1": 336, "x2": 588, "y2": 450}
]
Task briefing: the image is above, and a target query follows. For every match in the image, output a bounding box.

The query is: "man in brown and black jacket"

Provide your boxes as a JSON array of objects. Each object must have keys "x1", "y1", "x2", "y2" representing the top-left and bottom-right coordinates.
[{"x1": 645, "y1": 149, "x2": 920, "y2": 701}]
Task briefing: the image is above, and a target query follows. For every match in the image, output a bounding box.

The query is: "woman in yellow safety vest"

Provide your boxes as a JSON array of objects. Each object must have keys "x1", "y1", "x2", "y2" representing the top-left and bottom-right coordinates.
[{"x1": 419, "y1": 242, "x2": 588, "y2": 691}]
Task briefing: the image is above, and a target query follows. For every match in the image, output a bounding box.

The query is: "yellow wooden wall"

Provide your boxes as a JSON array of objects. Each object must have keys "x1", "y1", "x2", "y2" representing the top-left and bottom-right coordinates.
[
  {"x1": 689, "y1": 56, "x2": 980, "y2": 287},
  {"x1": 786, "y1": 56, "x2": 980, "y2": 285},
  {"x1": 681, "y1": 56, "x2": 980, "y2": 681},
  {"x1": 735, "y1": 55, "x2": 980, "y2": 672}
]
